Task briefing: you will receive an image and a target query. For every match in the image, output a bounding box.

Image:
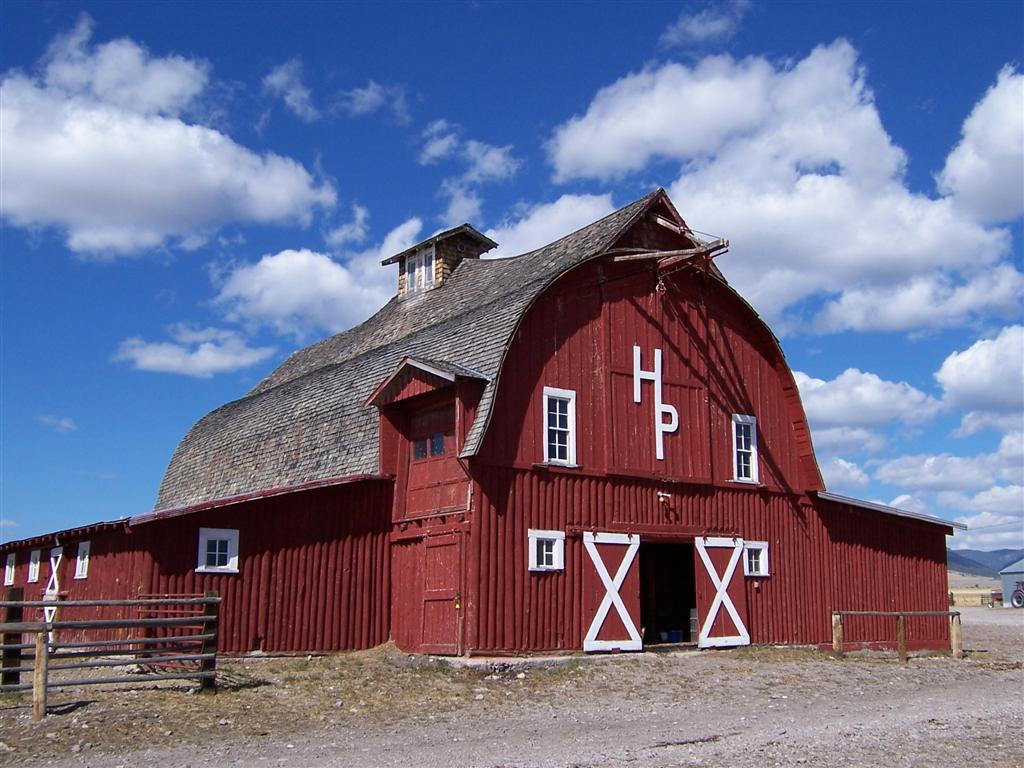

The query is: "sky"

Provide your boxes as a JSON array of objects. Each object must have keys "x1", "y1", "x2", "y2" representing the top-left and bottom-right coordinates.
[{"x1": 1, "y1": 1, "x2": 1022, "y2": 551}]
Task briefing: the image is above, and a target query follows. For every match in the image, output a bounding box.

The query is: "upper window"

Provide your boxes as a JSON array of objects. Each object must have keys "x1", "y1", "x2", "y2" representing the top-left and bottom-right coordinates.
[
  {"x1": 543, "y1": 387, "x2": 577, "y2": 466},
  {"x1": 196, "y1": 528, "x2": 240, "y2": 574},
  {"x1": 528, "y1": 529, "x2": 566, "y2": 572},
  {"x1": 74, "y1": 541, "x2": 91, "y2": 580},
  {"x1": 743, "y1": 541, "x2": 770, "y2": 577},
  {"x1": 406, "y1": 246, "x2": 435, "y2": 294},
  {"x1": 3, "y1": 553, "x2": 14, "y2": 586},
  {"x1": 732, "y1": 414, "x2": 759, "y2": 483},
  {"x1": 28, "y1": 549, "x2": 41, "y2": 583}
]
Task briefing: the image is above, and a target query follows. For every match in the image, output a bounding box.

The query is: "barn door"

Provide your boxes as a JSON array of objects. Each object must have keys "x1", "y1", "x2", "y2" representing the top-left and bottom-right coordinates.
[
  {"x1": 583, "y1": 532, "x2": 642, "y2": 652},
  {"x1": 419, "y1": 533, "x2": 462, "y2": 655},
  {"x1": 694, "y1": 537, "x2": 750, "y2": 648}
]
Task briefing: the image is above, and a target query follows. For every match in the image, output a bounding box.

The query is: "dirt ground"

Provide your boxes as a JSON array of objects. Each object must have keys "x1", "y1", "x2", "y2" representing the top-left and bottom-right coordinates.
[{"x1": 1, "y1": 607, "x2": 1021, "y2": 768}]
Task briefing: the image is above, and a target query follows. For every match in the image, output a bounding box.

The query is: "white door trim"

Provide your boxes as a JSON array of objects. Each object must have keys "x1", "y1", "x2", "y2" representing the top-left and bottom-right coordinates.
[
  {"x1": 695, "y1": 536, "x2": 750, "y2": 648},
  {"x1": 583, "y1": 532, "x2": 642, "y2": 652}
]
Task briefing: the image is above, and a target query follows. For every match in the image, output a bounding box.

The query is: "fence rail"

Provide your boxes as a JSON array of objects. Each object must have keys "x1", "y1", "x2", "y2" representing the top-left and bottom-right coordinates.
[
  {"x1": 831, "y1": 609, "x2": 962, "y2": 662},
  {"x1": 0, "y1": 588, "x2": 220, "y2": 720}
]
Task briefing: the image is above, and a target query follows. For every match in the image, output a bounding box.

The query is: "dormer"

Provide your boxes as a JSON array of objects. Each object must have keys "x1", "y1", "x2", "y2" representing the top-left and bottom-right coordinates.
[{"x1": 381, "y1": 224, "x2": 497, "y2": 298}]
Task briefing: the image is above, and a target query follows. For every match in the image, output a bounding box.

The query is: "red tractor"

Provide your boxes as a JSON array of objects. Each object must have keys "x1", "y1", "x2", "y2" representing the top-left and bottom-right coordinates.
[{"x1": 1012, "y1": 580, "x2": 1024, "y2": 609}]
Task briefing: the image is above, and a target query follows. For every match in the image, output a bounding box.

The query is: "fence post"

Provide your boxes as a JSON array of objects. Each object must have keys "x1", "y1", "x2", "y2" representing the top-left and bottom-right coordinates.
[
  {"x1": 831, "y1": 612, "x2": 843, "y2": 656},
  {"x1": 950, "y1": 613, "x2": 963, "y2": 659},
  {"x1": 199, "y1": 590, "x2": 218, "y2": 693},
  {"x1": 32, "y1": 630, "x2": 48, "y2": 720},
  {"x1": 2, "y1": 586, "x2": 24, "y2": 687},
  {"x1": 896, "y1": 614, "x2": 907, "y2": 663}
]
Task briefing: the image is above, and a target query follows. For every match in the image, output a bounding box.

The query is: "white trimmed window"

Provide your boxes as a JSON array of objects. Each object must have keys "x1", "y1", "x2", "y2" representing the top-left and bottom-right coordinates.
[
  {"x1": 743, "y1": 541, "x2": 770, "y2": 577},
  {"x1": 542, "y1": 387, "x2": 577, "y2": 466},
  {"x1": 732, "y1": 414, "x2": 759, "y2": 483},
  {"x1": 74, "y1": 541, "x2": 91, "y2": 579},
  {"x1": 528, "y1": 529, "x2": 565, "y2": 572},
  {"x1": 28, "y1": 550, "x2": 41, "y2": 583},
  {"x1": 406, "y1": 246, "x2": 435, "y2": 294},
  {"x1": 196, "y1": 528, "x2": 240, "y2": 574},
  {"x1": 3, "y1": 553, "x2": 14, "y2": 586}
]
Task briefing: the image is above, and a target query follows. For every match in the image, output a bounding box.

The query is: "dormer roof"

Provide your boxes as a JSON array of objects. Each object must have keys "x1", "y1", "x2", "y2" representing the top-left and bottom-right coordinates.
[{"x1": 380, "y1": 223, "x2": 497, "y2": 266}]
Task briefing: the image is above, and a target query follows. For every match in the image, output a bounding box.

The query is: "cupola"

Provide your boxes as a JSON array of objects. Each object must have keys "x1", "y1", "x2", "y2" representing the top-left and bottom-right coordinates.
[{"x1": 381, "y1": 224, "x2": 497, "y2": 298}]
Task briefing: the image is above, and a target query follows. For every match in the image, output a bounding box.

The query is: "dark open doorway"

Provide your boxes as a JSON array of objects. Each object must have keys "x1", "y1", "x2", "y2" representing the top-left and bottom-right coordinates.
[{"x1": 640, "y1": 542, "x2": 696, "y2": 645}]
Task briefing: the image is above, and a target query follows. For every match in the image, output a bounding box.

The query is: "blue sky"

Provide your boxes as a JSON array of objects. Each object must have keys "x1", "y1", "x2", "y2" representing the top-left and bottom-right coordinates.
[{"x1": 1, "y1": 1, "x2": 1022, "y2": 550}]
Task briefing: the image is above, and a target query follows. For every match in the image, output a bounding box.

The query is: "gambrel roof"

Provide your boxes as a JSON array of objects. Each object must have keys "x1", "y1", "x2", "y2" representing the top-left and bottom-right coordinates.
[{"x1": 155, "y1": 190, "x2": 667, "y2": 511}]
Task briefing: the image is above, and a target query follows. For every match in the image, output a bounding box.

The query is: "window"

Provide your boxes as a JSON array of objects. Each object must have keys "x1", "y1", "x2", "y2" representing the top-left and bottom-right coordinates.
[
  {"x1": 543, "y1": 387, "x2": 577, "y2": 466},
  {"x1": 405, "y1": 246, "x2": 435, "y2": 294},
  {"x1": 196, "y1": 528, "x2": 240, "y2": 574},
  {"x1": 3, "y1": 553, "x2": 14, "y2": 586},
  {"x1": 28, "y1": 550, "x2": 41, "y2": 583},
  {"x1": 74, "y1": 541, "x2": 91, "y2": 579},
  {"x1": 528, "y1": 529, "x2": 565, "y2": 572},
  {"x1": 743, "y1": 541, "x2": 769, "y2": 577},
  {"x1": 732, "y1": 414, "x2": 759, "y2": 483}
]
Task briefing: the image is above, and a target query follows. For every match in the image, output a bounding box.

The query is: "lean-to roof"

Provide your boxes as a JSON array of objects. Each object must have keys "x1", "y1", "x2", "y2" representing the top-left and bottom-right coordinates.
[{"x1": 154, "y1": 191, "x2": 662, "y2": 511}]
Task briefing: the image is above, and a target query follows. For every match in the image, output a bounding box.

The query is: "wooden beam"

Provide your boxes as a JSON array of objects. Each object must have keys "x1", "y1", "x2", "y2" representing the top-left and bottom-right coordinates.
[
  {"x1": 32, "y1": 631, "x2": 47, "y2": 721},
  {"x1": 831, "y1": 612, "x2": 843, "y2": 657}
]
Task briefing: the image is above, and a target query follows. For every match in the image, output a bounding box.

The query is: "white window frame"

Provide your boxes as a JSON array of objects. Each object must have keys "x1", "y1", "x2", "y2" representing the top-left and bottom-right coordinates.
[
  {"x1": 3, "y1": 553, "x2": 14, "y2": 586},
  {"x1": 196, "y1": 528, "x2": 240, "y2": 574},
  {"x1": 743, "y1": 541, "x2": 770, "y2": 577},
  {"x1": 74, "y1": 540, "x2": 91, "y2": 580},
  {"x1": 528, "y1": 529, "x2": 566, "y2": 572},
  {"x1": 731, "y1": 414, "x2": 759, "y2": 484},
  {"x1": 28, "y1": 549, "x2": 41, "y2": 583},
  {"x1": 405, "y1": 246, "x2": 435, "y2": 294},
  {"x1": 542, "y1": 387, "x2": 577, "y2": 466}
]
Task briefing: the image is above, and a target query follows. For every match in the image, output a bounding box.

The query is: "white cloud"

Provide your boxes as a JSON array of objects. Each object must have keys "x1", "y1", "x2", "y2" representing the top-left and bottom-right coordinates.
[
  {"x1": 938, "y1": 485, "x2": 1024, "y2": 517},
  {"x1": 114, "y1": 326, "x2": 274, "y2": 378},
  {"x1": 216, "y1": 218, "x2": 421, "y2": 337},
  {"x1": 935, "y1": 326, "x2": 1024, "y2": 433},
  {"x1": 547, "y1": 41, "x2": 1019, "y2": 332},
  {"x1": 888, "y1": 494, "x2": 930, "y2": 515},
  {"x1": 38, "y1": 415, "x2": 79, "y2": 433},
  {"x1": 0, "y1": 17, "x2": 335, "y2": 255},
  {"x1": 660, "y1": 0, "x2": 751, "y2": 48},
  {"x1": 418, "y1": 120, "x2": 460, "y2": 164},
  {"x1": 325, "y1": 204, "x2": 370, "y2": 247},
  {"x1": 440, "y1": 185, "x2": 482, "y2": 226},
  {"x1": 794, "y1": 368, "x2": 940, "y2": 429},
  {"x1": 937, "y1": 66, "x2": 1024, "y2": 224},
  {"x1": 874, "y1": 432, "x2": 1023, "y2": 493},
  {"x1": 820, "y1": 456, "x2": 869, "y2": 491},
  {"x1": 485, "y1": 194, "x2": 615, "y2": 258},
  {"x1": 462, "y1": 140, "x2": 519, "y2": 184},
  {"x1": 809, "y1": 426, "x2": 886, "y2": 455},
  {"x1": 335, "y1": 80, "x2": 409, "y2": 123},
  {"x1": 263, "y1": 59, "x2": 320, "y2": 122},
  {"x1": 0, "y1": 519, "x2": 18, "y2": 532}
]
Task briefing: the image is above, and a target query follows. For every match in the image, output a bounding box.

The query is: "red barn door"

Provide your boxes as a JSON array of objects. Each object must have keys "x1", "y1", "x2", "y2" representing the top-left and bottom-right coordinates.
[
  {"x1": 583, "y1": 532, "x2": 642, "y2": 652},
  {"x1": 694, "y1": 536, "x2": 750, "y2": 648},
  {"x1": 420, "y1": 533, "x2": 462, "y2": 654}
]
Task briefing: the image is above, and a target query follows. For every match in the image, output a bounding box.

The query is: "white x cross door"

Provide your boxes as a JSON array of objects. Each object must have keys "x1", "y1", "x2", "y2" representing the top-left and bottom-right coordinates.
[
  {"x1": 583, "y1": 532, "x2": 641, "y2": 652},
  {"x1": 44, "y1": 546, "x2": 63, "y2": 646},
  {"x1": 695, "y1": 537, "x2": 750, "y2": 648}
]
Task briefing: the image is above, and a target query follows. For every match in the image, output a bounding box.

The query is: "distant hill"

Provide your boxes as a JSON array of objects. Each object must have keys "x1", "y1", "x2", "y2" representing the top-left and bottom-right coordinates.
[{"x1": 948, "y1": 548, "x2": 1024, "y2": 578}]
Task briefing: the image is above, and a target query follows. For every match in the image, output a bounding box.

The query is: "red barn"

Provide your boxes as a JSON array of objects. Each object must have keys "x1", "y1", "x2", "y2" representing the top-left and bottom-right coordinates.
[{"x1": 1, "y1": 190, "x2": 964, "y2": 655}]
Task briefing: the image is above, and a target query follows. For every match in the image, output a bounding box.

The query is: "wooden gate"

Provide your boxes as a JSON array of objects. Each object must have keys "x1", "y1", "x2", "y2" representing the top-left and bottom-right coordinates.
[
  {"x1": 583, "y1": 532, "x2": 641, "y2": 652},
  {"x1": 694, "y1": 536, "x2": 750, "y2": 648}
]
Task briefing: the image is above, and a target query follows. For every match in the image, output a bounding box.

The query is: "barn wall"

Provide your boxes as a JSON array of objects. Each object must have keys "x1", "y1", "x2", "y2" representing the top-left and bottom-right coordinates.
[{"x1": 465, "y1": 466, "x2": 951, "y2": 653}]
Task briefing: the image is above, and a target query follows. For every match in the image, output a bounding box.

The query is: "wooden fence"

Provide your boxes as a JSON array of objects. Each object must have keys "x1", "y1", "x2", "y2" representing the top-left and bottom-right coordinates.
[
  {"x1": 0, "y1": 588, "x2": 220, "y2": 720},
  {"x1": 831, "y1": 610, "x2": 962, "y2": 662}
]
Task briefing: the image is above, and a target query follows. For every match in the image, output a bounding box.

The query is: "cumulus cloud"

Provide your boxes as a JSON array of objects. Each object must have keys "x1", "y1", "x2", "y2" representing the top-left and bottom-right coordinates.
[
  {"x1": 418, "y1": 120, "x2": 460, "y2": 164},
  {"x1": 485, "y1": 194, "x2": 615, "y2": 258},
  {"x1": 0, "y1": 16, "x2": 335, "y2": 255},
  {"x1": 547, "y1": 41, "x2": 1020, "y2": 332},
  {"x1": 794, "y1": 368, "x2": 940, "y2": 429},
  {"x1": 937, "y1": 66, "x2": 1024, "y2": 224},
  {"x1": 820, "y1": 457, "x2": 869, "y2": 491},
  {"x1": 809, "y1": 426, "x2": 886, "y2": 455},
  {"x1": 114, "y1": 326, "x2": 275, "y2": 378},
  {"x1": 660, "y1": 0, "x2": 751, "y2": 49},
  {"x1": 215, "y1": 218, "x2": 422, "y2": 337},
  {"x1": 38, "y1": 415, "x2": 79, "y2": 433},
  {"x1": 335, "y1": 80, "x2": 409, "y2": 123},
  {"x1": 263, "y1": 58, "x2": 319, "y2": 122},
  {"x1": 874, "y1": 431, "x2": 1023, "y2": 493},
  {"x1": 325, "y1": 204, "x2": 370, "y2": 247},
  {"x1": 935, "y1": 325, "x2": 1024, "y2": 434}
]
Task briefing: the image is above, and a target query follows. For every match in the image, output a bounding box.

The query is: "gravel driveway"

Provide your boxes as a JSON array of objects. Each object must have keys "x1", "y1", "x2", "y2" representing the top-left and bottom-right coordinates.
[{"x1": 2, "y1": 607, "x2": 1021, "y2": 767}]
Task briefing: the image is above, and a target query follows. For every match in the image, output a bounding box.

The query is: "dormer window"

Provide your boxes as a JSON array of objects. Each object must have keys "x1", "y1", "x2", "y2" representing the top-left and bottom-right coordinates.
[{"x1": 407, "y1": 246, "x2": 435, "y2": 294}]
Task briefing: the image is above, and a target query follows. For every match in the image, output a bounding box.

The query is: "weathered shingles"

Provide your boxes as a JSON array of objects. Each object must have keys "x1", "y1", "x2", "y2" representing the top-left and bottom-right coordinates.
[{"x1": 154, "y1": 192, "x2": 658, "y2": 511}]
